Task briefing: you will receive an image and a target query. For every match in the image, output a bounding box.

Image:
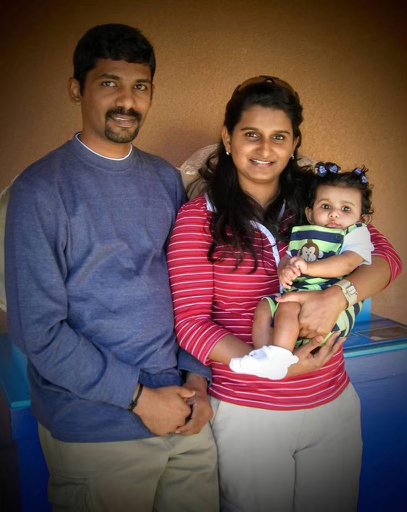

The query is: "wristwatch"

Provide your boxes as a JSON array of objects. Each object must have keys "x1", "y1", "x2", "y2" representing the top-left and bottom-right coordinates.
[{"x1": 333, "y1": 279, "x2": 358, "y2": 307}]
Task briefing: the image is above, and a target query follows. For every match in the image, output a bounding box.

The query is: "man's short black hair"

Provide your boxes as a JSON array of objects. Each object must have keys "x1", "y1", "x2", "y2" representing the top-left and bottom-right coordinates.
[{"x1": 73, "y1": 24, "x2": 156, "y2": 94}]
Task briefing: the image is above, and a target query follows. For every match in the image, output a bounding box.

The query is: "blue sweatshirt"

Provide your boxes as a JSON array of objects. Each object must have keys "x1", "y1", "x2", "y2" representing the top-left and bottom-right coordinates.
[{"x1": 5, "y1": 135, "x2": 210, "y2": 442}]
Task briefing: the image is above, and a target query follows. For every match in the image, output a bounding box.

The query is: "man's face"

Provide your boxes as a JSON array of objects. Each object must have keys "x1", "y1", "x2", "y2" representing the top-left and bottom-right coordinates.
[{"x1": 69, "y1": 59, "x2": 153, "y2": 157}]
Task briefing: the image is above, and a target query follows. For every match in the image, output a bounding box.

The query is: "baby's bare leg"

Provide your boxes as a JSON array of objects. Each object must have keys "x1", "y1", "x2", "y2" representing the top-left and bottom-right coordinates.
[
  {"x1": 252, "y1": 298, "x2": 274, "y2": 349},
  {"x1": 272, "y1": 302, "x2": 301, "y2": 353}
]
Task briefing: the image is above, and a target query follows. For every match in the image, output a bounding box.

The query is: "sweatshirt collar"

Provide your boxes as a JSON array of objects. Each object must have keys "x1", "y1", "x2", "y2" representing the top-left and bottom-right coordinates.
[{"x1": 70, "y1": 133, "x2": 135, "y2": 171}]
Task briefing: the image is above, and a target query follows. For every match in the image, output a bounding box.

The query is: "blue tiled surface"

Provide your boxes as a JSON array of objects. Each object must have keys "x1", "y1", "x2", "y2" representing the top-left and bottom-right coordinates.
[{"x1": 345, "y1": 315, "x2": 407, "y2": 356}]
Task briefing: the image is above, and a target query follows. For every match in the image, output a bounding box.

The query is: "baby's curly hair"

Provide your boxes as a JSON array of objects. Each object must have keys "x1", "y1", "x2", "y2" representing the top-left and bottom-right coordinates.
[{"x1": 307, "y1": 162, "x2": 374, "y2": 216}]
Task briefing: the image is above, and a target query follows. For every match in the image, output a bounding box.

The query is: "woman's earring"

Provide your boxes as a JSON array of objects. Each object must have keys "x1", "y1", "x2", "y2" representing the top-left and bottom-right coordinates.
[
  {"x1": 290, "y1": 154, "x2": 295, "y2": 160},
  {"x1": 226, "y1": 151, "x2": 230, "y2": 156}
]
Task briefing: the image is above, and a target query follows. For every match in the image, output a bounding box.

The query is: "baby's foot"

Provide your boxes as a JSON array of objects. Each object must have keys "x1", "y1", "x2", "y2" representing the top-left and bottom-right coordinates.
[{"x1": 230, "y1": 346, "x2": 299, "y2": 380}]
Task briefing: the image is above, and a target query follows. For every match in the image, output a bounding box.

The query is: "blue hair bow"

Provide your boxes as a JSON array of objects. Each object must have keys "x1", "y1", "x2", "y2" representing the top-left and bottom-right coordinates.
[
  {"x1": 316, "y1": 162, "x2": 340, "y2": 177},
  {"x1": 353, "y1": 167, "x2": 369, "y2": 184}
]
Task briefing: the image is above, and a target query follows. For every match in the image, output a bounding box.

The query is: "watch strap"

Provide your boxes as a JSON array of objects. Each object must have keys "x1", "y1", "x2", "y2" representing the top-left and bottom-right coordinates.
[{"x1": 333, "y1": 279, "x2": 358, "y2": 307}]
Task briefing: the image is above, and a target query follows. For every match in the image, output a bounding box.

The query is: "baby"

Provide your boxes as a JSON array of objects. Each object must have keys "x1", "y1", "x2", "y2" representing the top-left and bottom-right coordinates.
[{"x1": 230, "y1": 163, "x2": 374, "y2": 379}]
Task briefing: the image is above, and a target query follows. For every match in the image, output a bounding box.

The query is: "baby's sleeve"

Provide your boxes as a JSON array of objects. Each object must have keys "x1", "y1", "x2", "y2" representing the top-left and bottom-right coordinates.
[{"x1": 340, "y1": 225, "x2": 374, "y2": 264}]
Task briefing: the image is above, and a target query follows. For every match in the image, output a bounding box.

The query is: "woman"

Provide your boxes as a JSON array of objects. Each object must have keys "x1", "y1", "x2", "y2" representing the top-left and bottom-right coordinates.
[{"x1": 167, "y1": 76, "x2": 402, "y2": 512}]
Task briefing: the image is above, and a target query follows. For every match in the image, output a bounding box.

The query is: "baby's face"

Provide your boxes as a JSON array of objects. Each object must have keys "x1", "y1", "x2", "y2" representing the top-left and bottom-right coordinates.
[{"x1": 306, "y1": 185, "x2": 363, "y2": 229}]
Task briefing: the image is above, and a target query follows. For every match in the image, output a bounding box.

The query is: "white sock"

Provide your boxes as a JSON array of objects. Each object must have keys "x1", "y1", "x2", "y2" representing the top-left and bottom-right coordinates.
[{"x1": 230, "y1": 346, "x2": 299, "y2": 380}]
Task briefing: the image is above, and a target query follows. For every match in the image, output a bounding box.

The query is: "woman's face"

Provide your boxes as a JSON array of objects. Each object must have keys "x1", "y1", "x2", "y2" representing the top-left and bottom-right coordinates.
[{"x1": 222, "y1": 105, "x2": 298, "y2": 204}]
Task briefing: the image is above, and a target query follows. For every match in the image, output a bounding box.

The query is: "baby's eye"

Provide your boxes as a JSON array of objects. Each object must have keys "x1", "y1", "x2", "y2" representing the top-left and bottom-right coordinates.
[
  {"x1": 342, "y1": 206, "x2": 351, "y2": 212},
  {"x1": 321, "y1": 204, "x2": 331, "y2": 210}
]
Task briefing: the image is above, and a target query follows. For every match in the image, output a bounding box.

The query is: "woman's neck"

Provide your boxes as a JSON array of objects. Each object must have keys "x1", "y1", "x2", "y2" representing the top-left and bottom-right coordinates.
[{"x1": 241, "y1": 181, "x2": 279, "y2": 209}]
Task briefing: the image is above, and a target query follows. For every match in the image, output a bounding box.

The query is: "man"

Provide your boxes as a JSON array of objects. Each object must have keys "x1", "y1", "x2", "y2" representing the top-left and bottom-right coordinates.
[{"x1": 5, "y1": 24, "x2": 218, "y2": 512}]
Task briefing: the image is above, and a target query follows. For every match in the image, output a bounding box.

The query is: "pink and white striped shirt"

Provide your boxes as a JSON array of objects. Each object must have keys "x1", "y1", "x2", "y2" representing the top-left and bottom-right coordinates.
[{"x1": 167, "y1": 195, "x2": 402, "y2": 410}]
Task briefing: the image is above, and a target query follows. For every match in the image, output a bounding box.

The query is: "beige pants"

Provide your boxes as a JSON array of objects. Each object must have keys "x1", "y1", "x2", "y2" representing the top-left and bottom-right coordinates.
[
  {"x1": 39, "y1": 424, "x2": 219, "y2": 512},
  {"x1": 210, "y1": 384, "x2": 362, "y2": 512}
]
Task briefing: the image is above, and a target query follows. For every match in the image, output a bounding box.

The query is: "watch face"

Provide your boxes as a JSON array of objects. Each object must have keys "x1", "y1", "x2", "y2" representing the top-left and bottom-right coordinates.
[{"x1": 346, "y1": 287, "x2": 358, "y2": 305}]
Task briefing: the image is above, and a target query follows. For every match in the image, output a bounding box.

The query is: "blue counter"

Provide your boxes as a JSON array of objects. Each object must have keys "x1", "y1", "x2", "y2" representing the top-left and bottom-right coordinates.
[{"x1": 344, "y1": 316, "x2": 407, "y2": 512}]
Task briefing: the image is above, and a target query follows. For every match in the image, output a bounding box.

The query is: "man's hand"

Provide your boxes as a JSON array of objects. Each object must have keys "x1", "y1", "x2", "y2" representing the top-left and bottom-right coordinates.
[
  {"x1": 176, "y1": 373, "x2": 213, "y2": 435},
  {"x1": 276, "y1": 286, "x2": 347, "y2": 342},
  {"x1": 286, "y1": 332, "x2": 346, "y2": 377},
  {"x1": 133, "y1": 385, "x2": 194, "y2": 436}
]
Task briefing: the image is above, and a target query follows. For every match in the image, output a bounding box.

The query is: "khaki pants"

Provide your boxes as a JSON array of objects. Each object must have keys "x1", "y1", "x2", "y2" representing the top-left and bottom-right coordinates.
[
  {"x1": 39, "y1": 424, "x2": 219, "y2": 512},
  {"x1": 210, "y1": 384, "x2": 362, "y2": 512}
]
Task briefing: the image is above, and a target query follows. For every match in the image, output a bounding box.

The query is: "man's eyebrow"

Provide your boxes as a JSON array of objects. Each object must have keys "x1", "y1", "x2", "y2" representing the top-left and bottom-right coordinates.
[
  {"x1": 98, "y1": 73, "x2": 121, "y2": 80},
  {"x1": 97, "y1": 73, "x2": 151, "y2": 83}
]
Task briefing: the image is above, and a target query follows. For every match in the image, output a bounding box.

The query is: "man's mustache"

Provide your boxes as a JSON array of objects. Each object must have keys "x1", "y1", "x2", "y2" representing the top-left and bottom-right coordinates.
[{"x1": 106, "y1": 108, "x2": 142, "y2": 122}]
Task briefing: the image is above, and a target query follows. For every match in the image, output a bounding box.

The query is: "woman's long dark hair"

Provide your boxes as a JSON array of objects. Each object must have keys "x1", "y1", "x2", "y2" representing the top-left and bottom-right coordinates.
[{"x1": 188, "y1": 79, "x2": 312, "y2": 270}]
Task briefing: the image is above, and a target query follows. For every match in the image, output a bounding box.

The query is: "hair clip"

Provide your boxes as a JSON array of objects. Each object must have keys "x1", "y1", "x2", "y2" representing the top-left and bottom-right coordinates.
[
  {"x1": 327, "y1": 163, "x2": 340, "y2": 173},
  {"x1": 353, "y1": 167, "x2": 368, "y2": 184},
  {"x1": 315, "y1": 162, "x2": 340, "y2": 177},
  {"x1": 316, "y1": 163, "x2": 327, "y2": 176}
]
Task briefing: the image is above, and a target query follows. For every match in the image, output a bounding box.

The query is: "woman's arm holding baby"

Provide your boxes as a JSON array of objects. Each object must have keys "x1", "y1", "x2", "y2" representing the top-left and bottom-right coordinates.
[
  {"x1": 277, "y1": 224, "x2": 402, "y2": 340},
  {"x1": 277, "y1": 256, "x2": 393, "y2": 341}
]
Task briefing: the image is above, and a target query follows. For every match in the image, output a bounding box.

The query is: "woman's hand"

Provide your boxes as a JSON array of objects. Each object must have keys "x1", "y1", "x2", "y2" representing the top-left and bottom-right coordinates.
[
  {"x1": 276, "y1": 286, "x2": 347, "y2": 342},
  {"x1": 286, "y1": 332, "x2": 346, "y2": 377}
]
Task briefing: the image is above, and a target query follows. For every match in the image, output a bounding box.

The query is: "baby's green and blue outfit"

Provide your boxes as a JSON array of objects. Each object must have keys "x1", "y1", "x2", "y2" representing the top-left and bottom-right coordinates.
[{"x1": 265, "y1": 223, "x2": 373, "y2": 346}]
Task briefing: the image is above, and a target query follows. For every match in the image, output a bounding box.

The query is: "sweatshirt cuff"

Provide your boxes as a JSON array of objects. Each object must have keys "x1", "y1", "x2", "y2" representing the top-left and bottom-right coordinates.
[{"x1": 177, "y1": 347, "x2": 212, "y2": 385}]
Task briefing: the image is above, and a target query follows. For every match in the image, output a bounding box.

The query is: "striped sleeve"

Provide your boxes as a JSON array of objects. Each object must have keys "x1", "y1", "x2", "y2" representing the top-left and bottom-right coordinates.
[
  {"x1": 167, "y1": 199, "x2": 231, "y2": 365},
  {"x1": 368, "y1": 224, "x2": 402, "y2": 283}
]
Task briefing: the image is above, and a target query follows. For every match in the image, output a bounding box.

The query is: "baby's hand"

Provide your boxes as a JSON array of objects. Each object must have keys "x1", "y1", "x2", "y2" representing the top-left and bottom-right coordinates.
[
  {"x1": 289, "y1": 257, "x2": 308, "y2": 274},
  {"x1": 278, "y1": 261, "x2": 302, "y2": 289}
]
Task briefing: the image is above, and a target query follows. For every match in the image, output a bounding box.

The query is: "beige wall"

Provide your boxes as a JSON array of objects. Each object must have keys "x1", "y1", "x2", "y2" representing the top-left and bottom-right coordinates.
[{"x1": 1, "y1": 0, "x2": 405, "y2": 323}]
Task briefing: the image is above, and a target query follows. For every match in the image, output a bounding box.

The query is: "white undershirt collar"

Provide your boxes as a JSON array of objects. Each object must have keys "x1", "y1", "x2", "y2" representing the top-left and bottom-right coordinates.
[{"x1": 75, "y1": 133, "x2": 133, "y2": 161}]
